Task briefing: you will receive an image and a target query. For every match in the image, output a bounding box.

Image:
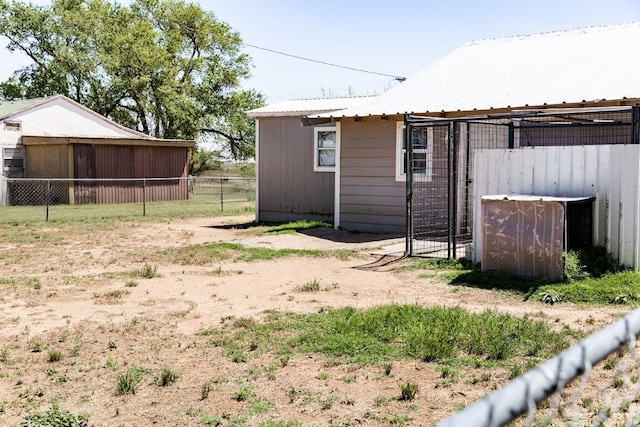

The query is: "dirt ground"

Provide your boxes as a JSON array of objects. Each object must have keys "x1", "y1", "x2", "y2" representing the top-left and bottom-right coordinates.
[{"x1": 0, "y1": 214, "x2": 631, "y2": 426}]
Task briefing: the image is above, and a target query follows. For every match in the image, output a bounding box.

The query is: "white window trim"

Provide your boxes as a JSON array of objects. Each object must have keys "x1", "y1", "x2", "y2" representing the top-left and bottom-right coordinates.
[
  {"x1": 395, "y1": 121, "x2": 433, "y2": 182},
  {"x1": 314, "y1": 126, "x2": 336, "y2": 172}
]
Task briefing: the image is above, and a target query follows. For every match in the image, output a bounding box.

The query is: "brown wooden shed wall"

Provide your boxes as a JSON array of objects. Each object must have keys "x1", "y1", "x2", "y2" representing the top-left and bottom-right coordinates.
[
  {"x1": 340, "y1": 120, "x2": 405, "y2": 233},
  {"x1": 257, "y1": 117, "x2": 334, "y2": 222},
  {"x1": 22, "y1": 138, "x2": 190, "y2": 204},
  {"x1": 24, "y1": 144, "x2": 71, "y2": 178}
]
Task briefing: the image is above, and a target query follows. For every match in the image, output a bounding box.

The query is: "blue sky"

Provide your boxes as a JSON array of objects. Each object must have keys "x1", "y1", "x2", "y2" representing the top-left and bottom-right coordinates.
[{"x1": 1, "y1": 0, "x2": 640, "y2": 104}]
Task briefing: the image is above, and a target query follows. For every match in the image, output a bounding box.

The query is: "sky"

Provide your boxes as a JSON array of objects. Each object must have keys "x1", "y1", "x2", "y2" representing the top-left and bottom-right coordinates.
[{"x1": 1, "y1": 0, "x2": 640, "y2": 104}]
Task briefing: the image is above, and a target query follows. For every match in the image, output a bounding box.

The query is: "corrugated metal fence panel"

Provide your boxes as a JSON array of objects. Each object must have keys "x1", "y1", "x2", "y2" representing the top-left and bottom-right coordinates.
[
  {"x1": 610, "y1": 145, "x2": 640, "y2": 267},
  {"x1": 473, "y1": 145, "x2": 640, "y2": 268}
]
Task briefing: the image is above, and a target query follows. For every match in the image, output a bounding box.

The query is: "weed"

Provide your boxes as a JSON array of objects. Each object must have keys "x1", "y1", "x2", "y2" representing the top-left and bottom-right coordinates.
[
  {"x1": 22, "y1": 405, "x2": 88, "y2": 426},
  {"x1": 0, "y1": 348, "x2": 10, "y2": 364},
  {"x1": 48, "y1": 349, "x2": 63, "y2": 362},
  {"x1": 94, "y1": 289, "x2": 130, "y2": 303},
  {"x1": 603, "y1": 356, "x2": 616, "y2": 370},
  {"x1": 30, "y1": 338, "x2": 44, "y2": 353},
  {"x1": 68, "y1": 344, "x2": 81, "y2": 357},
  {"x1": 296, "y1": 279, "x2": 321, "y2": 292},
  {"x1": 343, "y1": 375, "x2": 356, "y2": 383},
  {"x1": 155, "y1": 366, "x2": 179, "y2": 386},
  {"x1": 185, "y1": 406, "x2": 202, "y2": 416},
  {"x1": 232, "y1": 386, "x2": 252, "y2": 401},
  {"x1": 201, "y1": 383, "x2": 212, "y2": 400},
  {"x1": 136, "y1": 264, "x2": 159, "y2": 278},
  {"x1": 399, "y1": 382, "x2": 418, "y2": 401},
  {"x1": 201, "y1": 414, "x2": 222, "y2": 426},
  {"x1": 59, "y1": 329, "x2": 69, "y2": 343},
  {"x1": 538, "y1": 291, "x2": 563, "y2": 305},
  {"x1": 125, "y1": 280, "x2": 138, "y2": 287},
  {"x1": 316, "y1": 372, "x2": 330, "y2": 380},
  {"x1": 279, "y1": 355, "x2": 290, "y2": 367},
  {"x1": 105, "y1": 356, "x2": 118, "y2": 371},
  {"x1": 374, "y1": 395, "x2": 391, "y2": 406},
  {"x1": 382, "y1": 362, "x2": 393, "y2": 376},
  {"x1": 108, "y1": 340, "x2": 118, "y2": 350},
  {"x1": 509, "y1": 363, "x2": 523, "y2": 380},
  {"x1": 320, "y1": 395, "x2": 338, "y2": 410},
  {"x1": 287, "y1": 387, "x2": 298, "y2": 404},
  {"x1": 248, "y1": 397, "x2": 274, "y2": 414},
  {"x1": 613, "y1": 376, "x2": 625, "y2": 388},
  {"x1": 116, "y1": 365, "x2": 147, "y2": 396}
]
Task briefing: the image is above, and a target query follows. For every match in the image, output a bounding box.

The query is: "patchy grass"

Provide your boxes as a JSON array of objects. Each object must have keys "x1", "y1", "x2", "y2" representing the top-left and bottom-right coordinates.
[
  {"x1": 531, "y1": 271, "x2": 640, "y2": 306},
  {"x1": 261, "y1": 220, "x2": 331, "y2": 235},
  {"x1": 405, "y1": 249, "x2": 639, "y2": 306},
  {"x1": 203, "y1": 304, "x2": 574, "y2": 366},
  {"x1": 158, "y1": 242, "x2": 355, "y2": 265}
]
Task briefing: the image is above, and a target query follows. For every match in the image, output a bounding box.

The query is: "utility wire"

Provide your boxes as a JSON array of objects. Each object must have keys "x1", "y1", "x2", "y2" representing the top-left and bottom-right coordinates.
[{"x1": 243, "y1": 43, "x2": 406, "y2": 82}]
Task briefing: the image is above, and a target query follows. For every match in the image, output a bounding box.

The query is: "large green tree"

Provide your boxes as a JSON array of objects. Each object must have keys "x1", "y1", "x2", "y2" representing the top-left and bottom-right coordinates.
[{"x1": 0, "y1": 0, "x2": 263, "y2": 160}]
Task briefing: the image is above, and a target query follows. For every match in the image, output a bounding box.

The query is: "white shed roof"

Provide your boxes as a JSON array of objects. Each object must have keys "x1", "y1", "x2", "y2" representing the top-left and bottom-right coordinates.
[
  {"x1": 317, "y1": 22, "x2": 640, "y2": 118},
  {"x1": 246, "y1": 95, "x2": 377, "y2": 117}
]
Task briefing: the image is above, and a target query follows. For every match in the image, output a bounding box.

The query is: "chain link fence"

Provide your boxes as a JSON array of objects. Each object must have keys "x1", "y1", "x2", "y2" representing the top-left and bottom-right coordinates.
[
  {"x1": 437, "y1": 307, "x2": 640, "y2": 426},
  {"x1": 0, "y1": 176, "x2": 255, "y2": 222}
]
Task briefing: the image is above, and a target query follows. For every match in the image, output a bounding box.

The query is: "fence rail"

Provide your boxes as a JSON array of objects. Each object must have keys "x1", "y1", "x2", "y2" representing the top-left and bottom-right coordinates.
[
  {"x1": 0, "y1": 176, "x2": 255, "y2": 222},
  {"x1": 437, "y1": 307, "x2": 640, "y2": 426}
]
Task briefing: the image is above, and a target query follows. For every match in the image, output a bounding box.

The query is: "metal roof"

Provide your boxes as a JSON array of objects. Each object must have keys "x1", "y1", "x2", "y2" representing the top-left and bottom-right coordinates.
[
  {"x1": 246, "y1": 95, "x2": 377, "y2": 117},
  {"x1": 0, "y1": 97, "x2": 52, "y2": 119},
  {"x1": 316, "y1": 22, "x2": 640, "y2": 118}
]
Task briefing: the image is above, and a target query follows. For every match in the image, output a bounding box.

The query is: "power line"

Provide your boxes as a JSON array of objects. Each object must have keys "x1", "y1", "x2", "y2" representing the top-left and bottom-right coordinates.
[{"x1": 243, "y1": 43, "x2": 406, "y2": 82}]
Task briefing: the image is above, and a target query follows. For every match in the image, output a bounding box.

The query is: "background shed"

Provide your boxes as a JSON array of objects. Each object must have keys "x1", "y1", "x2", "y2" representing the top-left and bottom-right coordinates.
[{"x1": 19, "y1": 136, "x2": 193, "y2": 204}]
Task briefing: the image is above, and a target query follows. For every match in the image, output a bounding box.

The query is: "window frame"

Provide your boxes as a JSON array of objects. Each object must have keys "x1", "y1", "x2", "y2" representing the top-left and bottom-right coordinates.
[
  {"x1": 395, "y1": 122, "x2": 433, "y2": 182},
  {"x1": 314, "y1": 126, "x2": 337, "y2": 172}
]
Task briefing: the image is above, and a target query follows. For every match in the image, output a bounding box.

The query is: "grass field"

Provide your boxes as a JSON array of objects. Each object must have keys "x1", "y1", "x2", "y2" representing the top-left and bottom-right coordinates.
[{"x1": 0, "y1": 192, "x2": 255, "y2": 224}]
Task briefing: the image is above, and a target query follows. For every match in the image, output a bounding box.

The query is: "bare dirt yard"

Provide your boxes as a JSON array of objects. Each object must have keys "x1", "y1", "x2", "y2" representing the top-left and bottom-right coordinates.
[{"x1": 0, "y1": 214, "x2": 630, "y2": 426}]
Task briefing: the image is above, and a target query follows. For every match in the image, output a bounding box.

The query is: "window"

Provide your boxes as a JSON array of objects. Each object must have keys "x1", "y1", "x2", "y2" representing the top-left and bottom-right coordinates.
[
  {"x1": 395, "y1": 122, "x2": 433, "y2": 182},
  {"x1": 4, "y1": 121, "x2": 21, "y2": 131},
  {"x1": 314, "y1": 126, "x2": 336, "y2": 172}
]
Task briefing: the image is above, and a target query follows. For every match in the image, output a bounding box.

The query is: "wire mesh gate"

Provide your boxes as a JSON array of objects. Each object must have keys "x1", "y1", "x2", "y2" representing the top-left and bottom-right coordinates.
[
  {"x1": 405, "y1": 106, "x2": 639, "y2": 258},
  {"x1": 405, "y1": 117, "x2": 511, "y2": 257}
]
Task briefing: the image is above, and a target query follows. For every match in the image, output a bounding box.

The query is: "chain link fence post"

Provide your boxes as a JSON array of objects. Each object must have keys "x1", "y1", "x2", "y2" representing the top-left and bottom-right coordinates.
[
  {"x1": 143, "y1": 178, "x2": 147, "y2": 217},
  {"x1": 46, "y1": 179, "x2": 51, "y2": 222}
]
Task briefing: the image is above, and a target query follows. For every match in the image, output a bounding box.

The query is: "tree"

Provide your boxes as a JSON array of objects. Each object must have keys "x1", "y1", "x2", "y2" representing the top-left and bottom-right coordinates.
[{"x1": 0, "y1": 0, "x2": 263, "y2": 160}]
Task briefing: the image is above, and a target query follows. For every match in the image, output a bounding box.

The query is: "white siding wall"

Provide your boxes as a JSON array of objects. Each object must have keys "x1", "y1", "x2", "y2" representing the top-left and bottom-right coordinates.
[{"x1": 473, "y1": 145, "x2": 640, "y2": 268}]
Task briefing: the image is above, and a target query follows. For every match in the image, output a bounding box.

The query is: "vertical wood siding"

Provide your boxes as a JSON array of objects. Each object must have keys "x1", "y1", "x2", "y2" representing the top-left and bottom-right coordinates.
[
  {"x1": 258, "y1": 117, "x2": 334, "y2": 222},
  {"x1": 473, "y1": 145, "x2": 640, "y2": 268},
  {"x1": 340, "y1": 120, "x2": 405, "y2": 233}
]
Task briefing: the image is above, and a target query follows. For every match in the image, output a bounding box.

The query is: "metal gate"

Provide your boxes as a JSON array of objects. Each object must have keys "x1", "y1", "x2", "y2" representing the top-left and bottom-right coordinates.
[
  {"x1": 405, "y1": 116, "x2": 512, "y2": 257},
  {"x1": 405, "y1": 107, "x2": 639, "y2": 258}
]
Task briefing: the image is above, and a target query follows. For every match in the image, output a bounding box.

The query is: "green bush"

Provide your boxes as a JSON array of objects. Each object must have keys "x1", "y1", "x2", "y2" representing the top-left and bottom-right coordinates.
[
  {"x1": 564, "y1": 246, "x2": 623, "y2": 283},
  {"x1": 23, "y1": 405, "x2": 88, "y2": 427}
]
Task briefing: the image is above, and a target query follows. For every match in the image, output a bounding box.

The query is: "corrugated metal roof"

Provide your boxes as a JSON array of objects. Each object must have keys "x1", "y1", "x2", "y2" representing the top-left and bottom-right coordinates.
[
  {"x1": 0, "y1": 97, "x2": 53, "y2": 119},
  {"x1": 246, "y1": 95, "x2": 377, "y2": 117},
  {"x1": 316, "y1": 22, "x2": 640, "y2": 118}
]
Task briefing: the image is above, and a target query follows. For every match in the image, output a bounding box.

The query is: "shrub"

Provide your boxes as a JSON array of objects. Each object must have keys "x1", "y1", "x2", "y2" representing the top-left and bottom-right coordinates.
[
  {"x1": 399, "y1": 382, "x2": 418, "y2": 401},
  {"x1": 23, "y1": 405, "x2": 88, "y2": 427}
]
